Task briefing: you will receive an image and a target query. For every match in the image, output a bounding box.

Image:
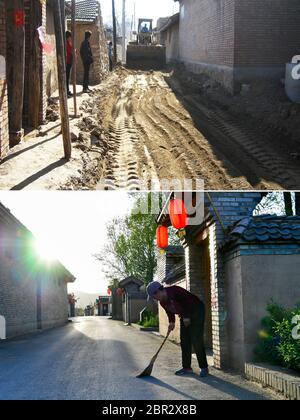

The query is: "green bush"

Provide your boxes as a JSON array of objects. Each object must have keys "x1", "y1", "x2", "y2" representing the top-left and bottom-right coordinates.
[
  {"x1": 255, "y1": 301, "x2": 300, "y2": 372},
  {"x1": 138, "y1": 310, "x2": 159, "y2": 328}
]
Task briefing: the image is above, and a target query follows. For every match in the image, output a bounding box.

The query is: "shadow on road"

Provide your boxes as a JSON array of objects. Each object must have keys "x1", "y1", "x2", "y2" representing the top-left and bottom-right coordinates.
[
  {"x1": 10, "y1": 158, "x2": 68, "y2": 190},
  {"x1": 195, "y1": 374, "x2": 267, "y2": 400},
  {"x1": 137, "y1": 376, "x2": 198, "y2": 400}
]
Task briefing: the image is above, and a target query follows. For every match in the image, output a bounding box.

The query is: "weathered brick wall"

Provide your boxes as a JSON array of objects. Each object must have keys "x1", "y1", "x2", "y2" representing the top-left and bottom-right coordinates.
[
  {"x1": 234, "y1": 0, "x2": 300, "y2": 82},
  {"x1": 165, "y1": 23, "x2": 180, "y2": 63},
  {"x1": 178, "y1": 0, "x2": 236, "y2": 90},
  {"x1": 177, "y1": 0, "x2": 300, "y2": 91},
  {"x1": 0, "y1": 205, "x2": 72, "y2": 339},
  {"x1": 183, "y1": 192, "x2": 263, "y2": 369},
  {"x1": 0, "y1": 0, "x2": 9, "y2": 159},
  {"x1": 41, "y1": 269, "x2": 69, "y2": 330},
  {"x1": 0, "y1": 225, "x2": 38, "y2": 338}
]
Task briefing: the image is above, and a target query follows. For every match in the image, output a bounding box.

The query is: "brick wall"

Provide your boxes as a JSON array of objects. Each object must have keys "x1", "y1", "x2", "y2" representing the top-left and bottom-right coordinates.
[
  {"x1": 165, "y1": 23, "x2": 180, "y2": 63},
  {"x1": 0, "y1": 0, "x2": 9, "y2": 159},
  {"x1": 0, "y1": 205, "x2": 72, "y2": 339},
  {"x1": 183, "y1": 192, "x2": 263, "y2": 369},
  {"x1": 41, "y1": 269, "x2": 69, "y2": 330},
  {"x1": 0, "y1": 225, "x2": 38, "y2": 338},
  {"x1": 178, "y1": 0, "x2": 236, "y2": 90},
  {"x1": 234, "y1": 0, "x2": 300, "y2": 82},
  {"x1": 177, "y1": 0, "x2": 300, "y2": 91}
]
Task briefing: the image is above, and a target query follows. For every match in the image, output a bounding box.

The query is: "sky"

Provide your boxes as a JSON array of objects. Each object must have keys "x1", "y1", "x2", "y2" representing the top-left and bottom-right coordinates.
[
  {"x1": 0, "y1": 192, "x2": 133, "y2": 295},
  {"x1": 100, "y1": 0, "x2": 179, "y2": 27}
]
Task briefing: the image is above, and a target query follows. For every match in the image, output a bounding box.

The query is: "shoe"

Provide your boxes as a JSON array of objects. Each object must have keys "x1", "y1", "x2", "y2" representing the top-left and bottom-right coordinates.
[
  {"x1": 175, "y1": 368, "x2": 193, "y2": 376},
  {"x1": 199, "y1": 368, "x2": 209, "y2": 378}
]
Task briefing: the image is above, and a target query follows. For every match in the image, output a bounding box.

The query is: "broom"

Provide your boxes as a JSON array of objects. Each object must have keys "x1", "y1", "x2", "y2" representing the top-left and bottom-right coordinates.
[{"x1": 136, "y1": 331, "x2": 171, "y2": 378}]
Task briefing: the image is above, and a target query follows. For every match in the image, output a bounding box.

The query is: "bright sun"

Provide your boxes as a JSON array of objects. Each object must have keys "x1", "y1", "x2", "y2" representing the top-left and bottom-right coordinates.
[{"x1": 35, "y1": 238, "x2": 57, "y2": 262}]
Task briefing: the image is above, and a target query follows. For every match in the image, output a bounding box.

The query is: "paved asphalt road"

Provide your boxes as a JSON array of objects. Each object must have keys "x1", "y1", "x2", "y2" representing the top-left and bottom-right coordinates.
[{"x1": 0, "y1": 317, "x2": 277, "y2": 400}]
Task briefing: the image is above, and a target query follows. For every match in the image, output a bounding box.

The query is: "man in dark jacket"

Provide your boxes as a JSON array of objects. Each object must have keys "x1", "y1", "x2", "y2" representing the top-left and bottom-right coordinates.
[
  {"x1": 147, "y1": 281, "x2": 209, "y2": 377},
  {"x1": 80, "y1": 31, "x2": 93, "y2": 93}
]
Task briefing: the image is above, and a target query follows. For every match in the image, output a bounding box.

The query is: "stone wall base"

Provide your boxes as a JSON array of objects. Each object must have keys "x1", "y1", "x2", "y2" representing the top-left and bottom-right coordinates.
[{"x1": 245, "y1": 362, "x2": 300, "y2": 400}]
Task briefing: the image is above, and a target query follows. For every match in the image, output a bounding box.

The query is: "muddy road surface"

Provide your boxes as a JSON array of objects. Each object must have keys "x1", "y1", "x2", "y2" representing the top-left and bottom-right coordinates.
[{"x1": 90, "y1": 68, "x2": 300, "y2": 190}]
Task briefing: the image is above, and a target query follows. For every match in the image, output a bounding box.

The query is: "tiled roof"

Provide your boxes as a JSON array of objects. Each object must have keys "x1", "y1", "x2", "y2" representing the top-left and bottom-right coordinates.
[
  {"x1": 222, "y1": 215, "x2": 300, "y2": 247},
  {"x1": 66, "y1": 0, "x2": 100, "y2": 23},
  {"x1": 165, "y1": 245, "x2": 185, "y2": 256},
  {"x1": 159, "y1": 13, "x2": 180, "y2": 33},
  {"x1": 164, "y1": 262, "x2": 186, "y2": 284}
]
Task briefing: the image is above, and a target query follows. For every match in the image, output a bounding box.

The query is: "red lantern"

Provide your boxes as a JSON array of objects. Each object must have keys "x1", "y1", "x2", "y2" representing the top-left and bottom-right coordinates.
[
  {"x1": 169, "y1": 198, "x2": 188, "y2": 230},
  {"x1": 107, "y1": 288, "x2": 111, "y2": 295},
  {"x1": 156, "y1": 225, "x2": 169, "y2": 249}
]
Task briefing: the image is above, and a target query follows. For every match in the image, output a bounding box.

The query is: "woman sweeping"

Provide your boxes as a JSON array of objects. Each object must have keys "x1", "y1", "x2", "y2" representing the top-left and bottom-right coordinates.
[{"x1": 147, "y1": 281, "x2": 209, "y2": 378}]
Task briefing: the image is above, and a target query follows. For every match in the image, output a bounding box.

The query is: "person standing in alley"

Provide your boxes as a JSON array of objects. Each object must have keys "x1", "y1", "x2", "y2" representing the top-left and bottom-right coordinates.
[
  {"x1": 66, "y1": 31, "x2": 73, "y2": 98},
  {"x1": 147, "y1": 281, "x2": 209, "y2": 378},
  {"x1": 80, "y1": 31, "x2": 93, "y2": 93},
  {"x1": 108, "y1": 41, "x2": 113, "y2": 72}
]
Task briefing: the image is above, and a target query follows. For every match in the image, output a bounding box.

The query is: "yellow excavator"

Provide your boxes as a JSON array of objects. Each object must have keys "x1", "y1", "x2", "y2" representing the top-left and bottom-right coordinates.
[{"x1": 126, "y1": 18, "x2": 166, "y2": 70}]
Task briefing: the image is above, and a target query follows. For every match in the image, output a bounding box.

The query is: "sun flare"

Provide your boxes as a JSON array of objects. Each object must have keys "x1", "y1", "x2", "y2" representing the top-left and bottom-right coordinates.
[{"x1": 35, "y1": 238, "x2": 57, "y2": 262}]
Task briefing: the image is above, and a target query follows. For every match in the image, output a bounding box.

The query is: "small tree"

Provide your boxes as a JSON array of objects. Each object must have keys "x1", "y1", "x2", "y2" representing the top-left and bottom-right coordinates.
[{"x1": 95, "y1": 193, "x2": 158, "y2": 284}]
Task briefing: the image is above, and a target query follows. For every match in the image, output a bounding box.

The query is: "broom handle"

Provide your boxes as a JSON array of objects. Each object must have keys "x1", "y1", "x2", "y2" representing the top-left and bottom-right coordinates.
[{"x1": 152, "y1": 331, "x2": 171, "y2": 361}]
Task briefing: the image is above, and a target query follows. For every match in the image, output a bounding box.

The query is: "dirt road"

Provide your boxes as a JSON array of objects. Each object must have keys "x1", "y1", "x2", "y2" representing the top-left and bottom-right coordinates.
[
  {"x1": 1, "y1": 69, "x2": 298, "y2": 191},
  {"x1": 95, "y1": 69, "x2": 300, "y2": 191}
]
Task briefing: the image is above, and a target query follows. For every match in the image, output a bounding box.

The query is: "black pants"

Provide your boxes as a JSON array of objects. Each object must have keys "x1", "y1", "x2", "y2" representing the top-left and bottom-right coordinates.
[
  {"x1": 66, "y1": 63, "x2": 72, "y2": 93},
  {"x1": 83, "y1": 62, "x2": 91, "y2": 90},
  {"x1": 180, "y1": 302, "x2": 208, "y2": 370}
]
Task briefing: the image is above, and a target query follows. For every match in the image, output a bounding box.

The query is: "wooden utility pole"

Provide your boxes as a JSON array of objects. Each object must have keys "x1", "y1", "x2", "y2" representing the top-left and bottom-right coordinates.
[
  {"x1": 10, "y1": 1, "x2": 25, "y2": 146},
  {"x1": 122, "y1": 0, "x2": 126, "y2": 64},
  {"x1": 60, "y1": 0, "x2": 66, "y2": 57},
  {"x1": 52, "y1": 0, "x2": 72, "y2": 159},
  {"x1": 71, "y1": 0, "x2": 77, "y2": 117},
  {"x1": 112, "y1": 0, "x2": 117, "y2": 65}
]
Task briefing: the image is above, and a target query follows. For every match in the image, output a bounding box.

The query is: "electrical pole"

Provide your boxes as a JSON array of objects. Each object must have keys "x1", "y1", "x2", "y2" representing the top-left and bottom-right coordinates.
[
  {"x1": 112, "y1": 0, "x2": 117, "y2": 65},
  {"x1": 122, "y1": 0, "x2": 126, "y2": 64}
]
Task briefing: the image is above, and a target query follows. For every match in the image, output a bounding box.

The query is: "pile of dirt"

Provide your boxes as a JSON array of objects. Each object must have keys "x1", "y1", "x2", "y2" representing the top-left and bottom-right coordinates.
[
  {"x1": 170, "y1": 64, "x2": 300, "y2": 161},
  {"x1": 46, "y1": 98, "x2": 60, "y2": 122}
]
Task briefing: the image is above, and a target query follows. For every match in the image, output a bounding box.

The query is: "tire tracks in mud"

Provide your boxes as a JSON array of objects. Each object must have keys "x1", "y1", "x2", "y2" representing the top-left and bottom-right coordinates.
[{"x1": 98, "y1": 70, "x2": 300, "y2": 190}]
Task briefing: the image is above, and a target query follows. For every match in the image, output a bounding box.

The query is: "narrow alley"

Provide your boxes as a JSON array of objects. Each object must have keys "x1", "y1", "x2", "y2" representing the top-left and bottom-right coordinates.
[{"x1": 0, "y1": 317, "x2": 278, "y2": 400}]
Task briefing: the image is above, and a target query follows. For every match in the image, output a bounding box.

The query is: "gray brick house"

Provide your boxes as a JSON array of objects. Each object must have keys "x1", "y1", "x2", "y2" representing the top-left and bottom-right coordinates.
[
  {"x1": 157, "y1": 192, "x2": 300, "y2": 371},
  {"x1": 0, "y1": 202, "x2": 75, "y2": 339},
  {"x1": 172, "y1": 0, "x2": 300, "y2": 92}
]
